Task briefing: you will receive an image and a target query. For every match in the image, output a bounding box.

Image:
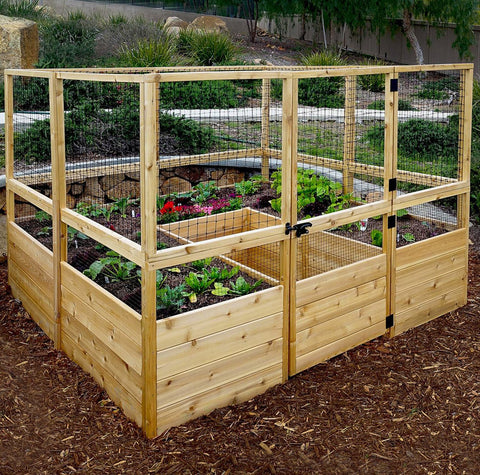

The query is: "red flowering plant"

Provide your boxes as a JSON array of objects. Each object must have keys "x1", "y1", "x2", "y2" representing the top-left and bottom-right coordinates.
[{"x1": 158, "y1": 201, "x2": 183, "y2": 223}]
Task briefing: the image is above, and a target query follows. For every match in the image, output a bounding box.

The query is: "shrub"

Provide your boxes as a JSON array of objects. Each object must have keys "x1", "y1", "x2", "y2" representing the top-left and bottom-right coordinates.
[
  {"x1": 0, "y1": 0, "x2": 48, "y2": 21},
  {"x1": 14, "y1": 99, "x2": 216, "y2": 163},
  {"x1": 415, "y1": 76, "x2": 459, "y2": 100},
  {"x1": 298, "y1": 50, "x2": 346, "y2": 108},
  {"x1": 358, "y1": 59, "x2": 386, "y2": 93},
  {"x1": 365, "y1": 118, "x2": 458, "y2": 159},
  {"x1": 159, "y1": 80, "x2": 246, "y2": 109},
  {"x1": 38, "y1": 13, "x2": 98, "y2": 68},
  {"x1": 177, "y1": 29, "x2": 237, "y2": 66},
  {"x1": 118, "y1": 37, "x2": 179, "y2": 67}
]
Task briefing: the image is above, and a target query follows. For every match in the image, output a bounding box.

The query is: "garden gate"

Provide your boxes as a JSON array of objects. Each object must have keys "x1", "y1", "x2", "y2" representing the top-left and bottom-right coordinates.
[{"x1": 5, "y1": 64, "x2": 471, "y2": 437}]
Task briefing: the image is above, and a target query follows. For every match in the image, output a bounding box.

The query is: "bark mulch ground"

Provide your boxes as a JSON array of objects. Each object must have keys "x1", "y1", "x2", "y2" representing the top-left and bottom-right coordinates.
[{"x1": 1, "y1": 238, "x2": 479, "y2": 474}]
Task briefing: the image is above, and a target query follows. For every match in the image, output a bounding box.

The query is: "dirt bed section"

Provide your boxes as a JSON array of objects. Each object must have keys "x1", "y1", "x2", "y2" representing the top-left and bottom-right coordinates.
[{"x1": 0, "y1": 237, "x2": 479, "y2": 473}]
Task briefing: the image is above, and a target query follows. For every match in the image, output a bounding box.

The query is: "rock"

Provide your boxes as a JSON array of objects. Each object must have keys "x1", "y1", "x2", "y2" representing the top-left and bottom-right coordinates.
[
  {"x1": 253, "y1": 58, "x2": 274, "y2": 66},
  {"x1": 15, "y1": 202, "x2": 36, "y2": 218},
  {"x1": 164, "y1": 16, "x2": 188, "y2": 34},
  {"x1": 125, "y1": 171, "x2": 140, "y2": 181},
  {"x1": 161, "y1": 177, "x2": 191, "y2": 195},
  {"x1": 66, "y1": 194, "x2": 76, "y2": 209},
  {"x1": 106, "y1": 181, "x2": 140, "y2": 201},
  {"x1": 100, "y1": 173, "x2": 125, "y2": 192},
  {"x1": 70, "y1": 183, "x2": 84, "y2": 196},
  {"x1": 187, "y1": 16, "x2": 229, "y2": 34},
  {"x1": 0, "y1": 15, "x2": 38, "y2": 72},
  {"x1": 84, "y1": 177, "x2": 104, "y2": 198},
  {"x1": 178, "y1": 166, "x2": 207, "y2": 184}
]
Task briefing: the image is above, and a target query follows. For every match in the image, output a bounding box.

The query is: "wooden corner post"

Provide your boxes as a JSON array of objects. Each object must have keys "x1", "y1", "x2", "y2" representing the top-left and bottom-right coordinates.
[
  {"x1": 4, "y1": 73, "x2": 15, "y2": 239},
  {"x1": 50, "y1": 73, "x2": 67, "y2": 349},
  {"x1": 343, "y1": 75, "x2": 356, "y2": 195},
  {"x1": 384, "y1": 71, "x2": 398, "y2": 338},
  {"x1": 140, "y1": 77, "x2": 159, "y2": 438}
]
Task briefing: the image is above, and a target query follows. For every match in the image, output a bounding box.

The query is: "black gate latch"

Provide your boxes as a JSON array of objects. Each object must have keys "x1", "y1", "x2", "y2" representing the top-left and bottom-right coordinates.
[{"x1": 285, "y1": 222, "x2": 312, "y2": 237}]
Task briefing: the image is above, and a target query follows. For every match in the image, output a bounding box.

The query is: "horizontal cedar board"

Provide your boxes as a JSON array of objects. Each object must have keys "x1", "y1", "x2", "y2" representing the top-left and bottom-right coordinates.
[
  {"x1": 157, "y1": 338, "x2": 282, "y2": 410},
  {"x1": 61, "y1": 287, "x2": 142, "y2": 375},
  {"x1": 246, "y1": 209, "x2": 281, "y2": 229},
  {"x1": 157, "y1": 312, "x2": 283, "y2": 379},
  {"x1": 396, "y1": 248, "x2": 466, "y2": 291},
  {"x1": 393, "y1": 285, "x2": 466, "y2": 336},
  {"x1": 308, "y1": 232, "x2": 380, "y2": 260},
  {"x1": 157, "y1": 364, "x2": 282, "y2": 435},
  {"x1": 9, "y1": 277, "x2": 55, "y2": 340},
  {"x1": 8, "y1": 222, "x2": 53, "y2": 277},
  {"x1": 296, "y1": 277, "x2": 387, "y2": 332},
  {"x1": 296, "y1": 254, "x2": 386, "y2": 308},
  {"x1": 396, "y1": 229, "x2": 467, "y2": 268},
  {"x1": 395, "y1": 267, "x2": 467, "y2": 313},
  {"x1": 156, "y1": 286, "x2": 283, "y2": 350},
  {"x1": 295, "y1": 320, "x2": 386, "y2": 374},
  {"x1": 61, "y1": 312, "x2": 142, "y2": 403},
  {"x1": 61, "y1": 331, "x2": 142, "y2": 427},
  {"x1": 158, "y1": 208, "x2": 246, "y2": 241},
  {"x1": 61, "y1": 263, "x2": 141, "y2": 345},
  {"x1": 296, "y1": 299, "x2": 385, "y2": 357},
  {"x1": 9, "y1": 263, "x2": 54, "y2": 319}
]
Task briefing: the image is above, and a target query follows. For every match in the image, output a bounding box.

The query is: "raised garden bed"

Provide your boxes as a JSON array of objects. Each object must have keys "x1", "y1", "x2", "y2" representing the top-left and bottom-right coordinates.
[{"x1": 5, "y1": 64, "x2": 471, "y2": 438}]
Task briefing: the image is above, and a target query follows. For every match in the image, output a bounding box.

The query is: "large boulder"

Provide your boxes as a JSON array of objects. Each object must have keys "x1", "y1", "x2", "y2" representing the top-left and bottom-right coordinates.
[
  {"x1": 0, "y1": 15, "x2": 38, "y2": 71},
  {"x1": 187, "y1": 16, "x2": 229, "y2": 34},
  {"x1": 164, "y1": 16, "x2": 188, "y2": 37}
]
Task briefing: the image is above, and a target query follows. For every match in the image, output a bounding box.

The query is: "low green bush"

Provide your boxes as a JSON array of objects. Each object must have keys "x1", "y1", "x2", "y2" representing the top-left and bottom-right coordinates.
[
  {"x1": 367, "y1": 99, "x2": 416, "y2": 111},
  {"x1": 415, "y1": 76, "x2": 459, "y2": 100},
  {"x1": 177, "y1": 30, "x2": 237, "y2": 66},
  {"x1": 358, "y1": 59, "x2": 386, "y2": 93},
  {"x1": 118, "y1": 37, "x2": 179, "y2": 67},
  {"x1": 38, "y1": 12, "x2": 98, "y2": 68}
]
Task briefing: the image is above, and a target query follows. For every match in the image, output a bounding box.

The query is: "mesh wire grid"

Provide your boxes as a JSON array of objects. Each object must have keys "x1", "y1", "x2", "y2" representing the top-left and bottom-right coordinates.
[
  {"x1": 14, "y1": 196, "x2": 53, "y2": 252},
  {"x1": 12, "y1": 75, "x2": 52, "y2": 196},
  {"x1": 396, "y1": 70, "x2": 462, "y2": 191}
]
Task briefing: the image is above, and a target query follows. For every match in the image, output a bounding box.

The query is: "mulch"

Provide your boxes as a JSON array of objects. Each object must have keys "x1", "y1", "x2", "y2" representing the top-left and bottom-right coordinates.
[{"x1": 1, "y1": 235, "x2": 479, "y2": 473}]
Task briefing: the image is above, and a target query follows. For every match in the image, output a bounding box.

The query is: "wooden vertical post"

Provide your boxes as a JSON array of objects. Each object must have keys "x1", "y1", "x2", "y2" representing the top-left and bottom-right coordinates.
[
  {"x1": 343, "y1": 75, "x2": 356, "y2": 195},
  {"x1": 49, "y1": 73, "x2": 67, "y2": 350},
  {"x1": 261, "y1": 78, "x2": 271, "y2": 179},
  {"x1": 458, "y1": 66, "x2": 473, "y2": 305},
  {"x1": 4, "y1": 73, "x2": 15, "y2": 228},
  {"x1": 384, "y1": 72, "x2": 398, "y2": 338},
  {"x1": 280, "y1": 75, "x2": 298, "y2": 379},
  {"x1": 140, "y1": 77, "x2": 159, "y2": 438}
]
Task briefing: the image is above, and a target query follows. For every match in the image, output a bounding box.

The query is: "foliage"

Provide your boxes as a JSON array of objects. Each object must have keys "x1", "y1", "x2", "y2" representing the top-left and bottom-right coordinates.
[
  {"x1": 365, "y1": 118, "x2": 458, "y2": 159},
  {"x1": 0, "y1": 0, "x2": 48, "y2": 21},
  {"x1": 35, "y1": 210, "x2": 51, "y2": 223},
  {"x1": 371, "y1": 229, "x2": 383, "y2": 247},
  {"x1": 297, "y1": 50, "x2": 346, "y2": 108},
  {"x1": 271, "y1": 168, "x2": 342, "y2": 215},
  {"x1": 177, "y1": 29, "x2": 237, "y2": 66},
  {"x1": 156, "y1": 284, "x2": 186, "y2": 314},
  {"x1": 159, "y1": 80, "x2": 248, "y2": 109},
  {"x1": 83, "y1": 251, "x2": 137, "y2": 282},
  {"x1": 230, "y1": 276, "x2": 263, "y2": 295},
  {"x1": 118, "y1": 37, "x2": 179, "y2": 67},
  {"x1": 191, "y1": 181, "x2": 217, "y2": 204},
  {"x1": 38, "y1": 12, "x2": 98, "y2": 68},
  {"x1": 358, "y1": 59, "x2": 386, "y2": 93},
  {"x1": 234, "y1": 175, "x2": 264, "y2": 195},
  {"x1": 415, "y1": 76, "x2": 459, "y2": 100}
]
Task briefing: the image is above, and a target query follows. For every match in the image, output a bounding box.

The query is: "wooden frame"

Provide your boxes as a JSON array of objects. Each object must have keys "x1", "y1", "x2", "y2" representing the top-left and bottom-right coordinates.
[{"x1": 5, "y1": 64, "x2": 472, "y2": 438}]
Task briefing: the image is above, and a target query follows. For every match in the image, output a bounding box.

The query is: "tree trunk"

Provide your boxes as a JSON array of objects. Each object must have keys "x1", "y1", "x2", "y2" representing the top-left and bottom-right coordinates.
[{"x1": 401, "y1": 9, "x2": 424, "y2": 65}]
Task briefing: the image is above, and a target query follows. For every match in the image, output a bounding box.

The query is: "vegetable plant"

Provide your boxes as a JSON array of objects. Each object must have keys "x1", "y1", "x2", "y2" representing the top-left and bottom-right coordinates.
[
  {"x1": 156, "y1": 284, "x2": 186, "y2": 314},
  {"x1": 230, "y1": 277, "x2": 263, "y2": 296},
  {"x1": 83, "y1": 251, "x2": 137, "y2": 282},
  {"x1": 371, "y1": 229, "x2": 383, "y2": 247}
]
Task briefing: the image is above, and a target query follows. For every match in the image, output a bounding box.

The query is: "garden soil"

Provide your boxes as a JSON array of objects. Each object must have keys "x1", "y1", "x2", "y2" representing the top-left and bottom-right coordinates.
[{"x1": 0, "y1": 229, "x2": 479, "y2": 473}]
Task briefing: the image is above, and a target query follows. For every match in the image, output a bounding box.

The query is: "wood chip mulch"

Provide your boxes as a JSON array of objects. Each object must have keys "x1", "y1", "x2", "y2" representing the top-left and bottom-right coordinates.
[{"x1": 0, "y1": 245, "x2": 479, "y2": 474}]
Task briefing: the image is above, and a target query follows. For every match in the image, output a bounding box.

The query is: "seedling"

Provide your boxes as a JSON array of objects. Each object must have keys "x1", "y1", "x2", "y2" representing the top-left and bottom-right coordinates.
[
  {"x1": 83, "y1": 251, "x2": 137, "y2": 282},
  {"x1": 35, "y1": 210, "x2": 51, "y2": 223},
  {"x1": 156, "y1": 284, "x2": 186, "y2": 314},
  {"x1": 230, "y1": 277, "x2": 263, "y2": 295},
  {"x1": 112, "y1": 196, "x2": 130, "y2": 218},
  {"x1": 371, "y1": 229, "x2": 383, "y2": 247}
]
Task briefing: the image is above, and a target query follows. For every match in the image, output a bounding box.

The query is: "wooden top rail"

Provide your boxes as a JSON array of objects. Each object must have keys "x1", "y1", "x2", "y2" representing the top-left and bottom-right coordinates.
[{"x1": 5, "y1": 63, "x2": 473, "y2": 83}]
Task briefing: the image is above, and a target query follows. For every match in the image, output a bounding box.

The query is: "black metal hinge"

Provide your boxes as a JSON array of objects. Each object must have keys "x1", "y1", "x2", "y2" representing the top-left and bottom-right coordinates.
[
  {"x1": 285, "y1": 222, "x2": 312, "y2": 237},
  {"x1": 388, "y1": 178, "x2": 397, "y2": 192},
  {"x1": 386, "y1": 314, "x2": 394, "y2": 329},
  {"x1": 388, "y1": 215, "x2": 396, "y2": 229},
  {"x1": 390, "y1": 78, "x2": 398, "y2": 92}
]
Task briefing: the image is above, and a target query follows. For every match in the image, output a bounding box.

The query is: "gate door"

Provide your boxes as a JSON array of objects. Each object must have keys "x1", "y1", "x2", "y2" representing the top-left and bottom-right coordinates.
[{"x1": 286, "y1": 71, "x2": 393, "y2": 376}]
